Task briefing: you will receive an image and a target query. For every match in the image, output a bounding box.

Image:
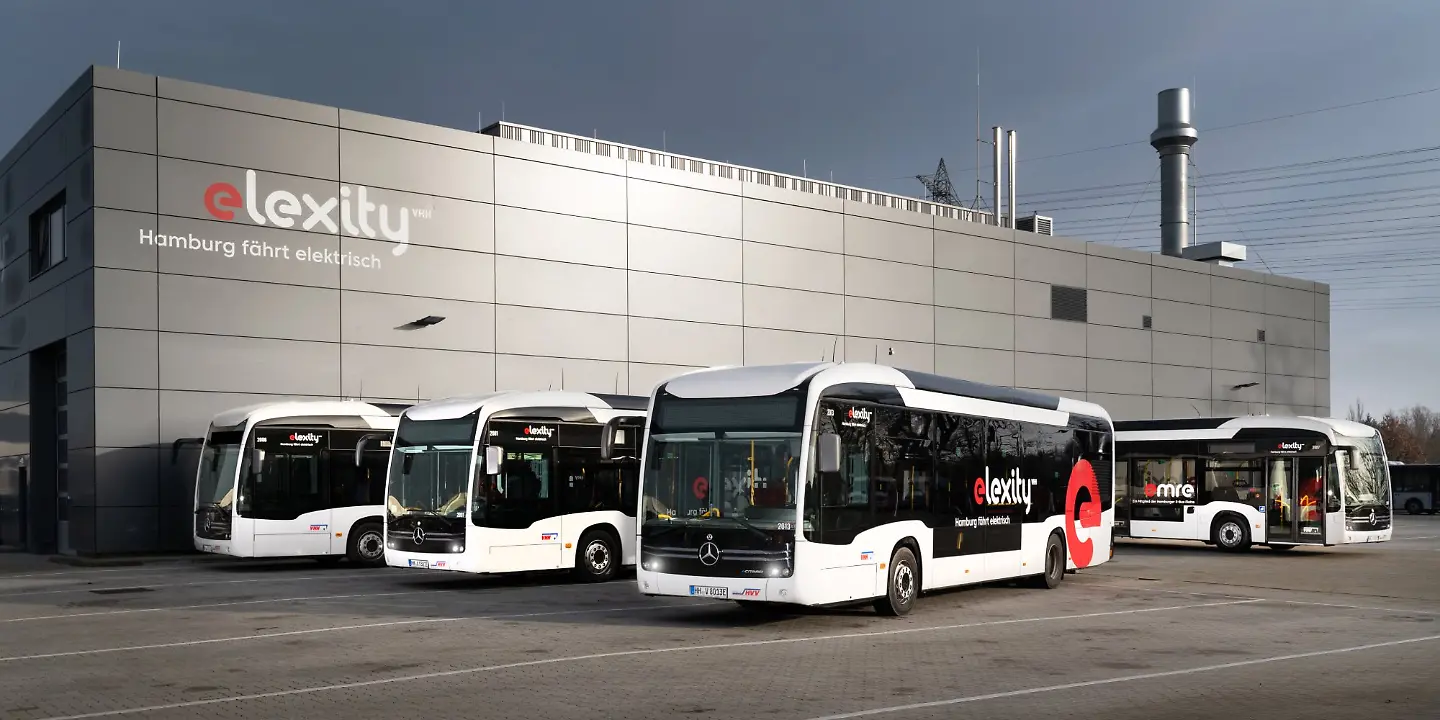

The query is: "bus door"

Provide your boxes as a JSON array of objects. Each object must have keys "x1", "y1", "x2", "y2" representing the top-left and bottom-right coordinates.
[
  {"x1": 1128, "y1": 458, "x2": 1201, "y2": 541},
  {"x1": 1265, "y1": 455, "x2": 1326, "y2": 545},
  {"x1": 482, "y1": 421, "x2": 564, "y2": 571},
  {"x1": 245, "y1": 427, "x2": 332, "y2": 556}
]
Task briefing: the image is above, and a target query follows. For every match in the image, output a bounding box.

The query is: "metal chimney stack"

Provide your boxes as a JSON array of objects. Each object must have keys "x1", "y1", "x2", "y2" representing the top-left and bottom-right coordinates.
[
  {"x1": 1151, "y1": 88, "x2": 1198, "y2": 257},
  {"x1": 992, "y1": 126, "x2": 1003, "y2": 226},
  {"x1": 1006, "y1": 129, "x2": 1016, "y2": 229}
]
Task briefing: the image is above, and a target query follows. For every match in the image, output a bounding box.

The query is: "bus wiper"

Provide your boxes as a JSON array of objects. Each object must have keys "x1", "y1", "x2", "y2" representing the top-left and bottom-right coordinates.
[{"x1": 723, "y1": 514, "x2": 774, "y2": 542}]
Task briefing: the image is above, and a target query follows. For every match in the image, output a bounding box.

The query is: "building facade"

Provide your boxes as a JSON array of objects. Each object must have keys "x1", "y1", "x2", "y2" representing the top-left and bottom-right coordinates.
[{"x1": 0, "y1": 66, "x2": 1332, "y2": 555}]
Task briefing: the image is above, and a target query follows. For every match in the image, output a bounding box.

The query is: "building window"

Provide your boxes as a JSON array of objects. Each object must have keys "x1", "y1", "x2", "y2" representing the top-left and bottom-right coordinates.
[{"x1": 30, "y1": 191, "x2": 66, "y2": 278}]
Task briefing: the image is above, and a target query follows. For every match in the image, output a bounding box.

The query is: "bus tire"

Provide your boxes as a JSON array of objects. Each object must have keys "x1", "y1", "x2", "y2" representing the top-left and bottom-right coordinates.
[
  {"x1": 1033, "y1": 532, "x2": 1065, "y2": 589},
  {"x1": 573, "y1": 529, "x2": 618, "y2": 583},
  {"x1": 1404, "y1": 498, "x2": 1423, "y2": 515},
  {"x1": 1212, "y1": 515, "x2": 1250, "y2": 552},
  {"x1": 347, "y1": 522, "x2": 386, "y2": 566},
  {"x1": 873, "y1": 546, "x2": 918, "y2": 617}
]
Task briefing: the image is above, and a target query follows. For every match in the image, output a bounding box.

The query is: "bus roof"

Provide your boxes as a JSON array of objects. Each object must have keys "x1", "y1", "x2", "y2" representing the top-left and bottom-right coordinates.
[
  {"x1": 1114, "y1": 415, "x2": 1378, "y2": 444},
  {"x1": 402, "y1": 390, "x2": 649, "y2": 423},
  {"x1": 657, "y1": 362, "x2": 1111, "y2": 424},
  {"x1": 210, "y1": 400, "x2": 409, "y2": 429}
]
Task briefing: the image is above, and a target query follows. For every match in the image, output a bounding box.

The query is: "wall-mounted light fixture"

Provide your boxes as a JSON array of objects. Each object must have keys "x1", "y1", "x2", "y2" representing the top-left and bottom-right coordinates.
[{"x1": 397, "y1": 315, "x2": 446, "y2": 330}]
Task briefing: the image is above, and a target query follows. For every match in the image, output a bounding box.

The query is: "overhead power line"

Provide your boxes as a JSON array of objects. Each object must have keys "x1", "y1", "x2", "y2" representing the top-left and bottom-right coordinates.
[
  {"x1": 1026, "y1": 143, "x2": 1440, "y2": 200},
  {"x1": 1020, "y1": 82, "x2": 1440, "y2": 164}
]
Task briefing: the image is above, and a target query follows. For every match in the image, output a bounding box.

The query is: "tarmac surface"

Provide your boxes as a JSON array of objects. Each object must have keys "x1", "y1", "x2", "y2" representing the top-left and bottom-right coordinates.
[{"x1": 0, "y1": 516, "x2": 1435, "y2": 720}]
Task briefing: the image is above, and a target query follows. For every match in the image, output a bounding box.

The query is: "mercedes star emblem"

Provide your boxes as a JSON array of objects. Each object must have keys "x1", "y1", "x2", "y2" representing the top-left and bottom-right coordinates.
[
  {"x1": 413, "y1": 526, "x2": 426, "y2": 545},
  {"x1": 1368, "y1": 509, "x2": 1376, "y2": 525},
  {"x1": 698, "y1": 541, "x2": 720, "y2": 566}
]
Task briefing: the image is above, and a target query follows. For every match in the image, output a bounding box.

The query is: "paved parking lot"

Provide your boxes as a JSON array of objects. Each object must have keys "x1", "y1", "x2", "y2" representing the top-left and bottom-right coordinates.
[{"x1": 1, "y1": 517, "x2": 1436, "y2": 720}]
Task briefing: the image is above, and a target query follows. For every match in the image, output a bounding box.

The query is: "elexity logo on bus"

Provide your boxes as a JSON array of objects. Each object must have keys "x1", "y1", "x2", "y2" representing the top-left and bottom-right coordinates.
[
  {"x1": 1064, "y1": 459, "x2": 1103, "y2": 568},
  {"x1": 135, "y1": 169, "x2": 432, "y2": 269},
  {"x1": 518, "y1": 425, "x2": 555, "y2": 440},
  {"x1": 973, "y1": 467, "x2": 1038, "y2": 514},
  {"x1": 841, "y1": 407, "x2": 872, "y2": 428}
]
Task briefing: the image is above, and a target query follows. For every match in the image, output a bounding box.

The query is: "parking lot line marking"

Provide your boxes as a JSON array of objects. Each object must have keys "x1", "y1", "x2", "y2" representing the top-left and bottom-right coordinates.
[
  {"x1": 0, "y1": 566, "x2": 192, "y2": 580},
  {"x1": 0, "y1": 590, "x2": 431, "y2": 623},
  {"x1": 27, "y1": 599, "x2": 1258, "y2": 718},
  {"x1": 0, "y1": 571, "x2": 383, "y2": 598},
  {"x1": 1097, "y1": 580, "x2": 1440, "y2": 616},
  {"x1": 803, "y1": 633, "x2": 1440, "y2": 720},
  {"x1": 0, "y1": 602, "x2": 681, "y2": 663}
]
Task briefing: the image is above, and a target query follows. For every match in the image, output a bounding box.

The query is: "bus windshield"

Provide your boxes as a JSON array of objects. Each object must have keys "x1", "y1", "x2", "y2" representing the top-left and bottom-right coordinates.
[
  {"x1": 195, "y1": 430, "x2": 243, "y2": 508},
  {"x1": 1342, "y1": 436, "x2": 1391, "y2": 508},
  {"x1": 387, "y1": 414, "x2": 478, "y2": 519},
  {"x1": 641, "y1": 394, "x2": 804, "y2": 530}
]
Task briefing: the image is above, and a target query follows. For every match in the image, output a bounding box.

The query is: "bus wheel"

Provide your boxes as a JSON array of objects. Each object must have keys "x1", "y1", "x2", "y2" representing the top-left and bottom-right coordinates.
[
  {"x1": 574, "y1": 530, "x2": 617, "y2": 583},
  {"x1": 1405, "y1": 498, "x2": 1424, "y2": 515},
  {"x1": 348, "y1": 523, "x2": 386, "y2": 566},
  {"x1": 873, "y1": 546, "x2": 918, "y2": 617},
  {"x1": 1213, "y1": 516, "x2": 1251, "y2": 552},
  {"x1": 1033, "y1": 533, "x2": 1065, "y2": 589}
]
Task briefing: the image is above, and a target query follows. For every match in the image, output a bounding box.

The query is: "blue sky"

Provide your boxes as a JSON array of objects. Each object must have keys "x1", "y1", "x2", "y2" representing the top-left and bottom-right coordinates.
[{"x1": 3, "y1": 0, "x2": 1436, "y2": 415}]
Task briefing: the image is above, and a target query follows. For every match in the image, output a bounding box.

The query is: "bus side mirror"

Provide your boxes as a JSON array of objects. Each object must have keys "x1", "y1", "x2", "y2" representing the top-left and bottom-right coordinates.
[
  {"x1": 485, "y1": 445, "x2": 503, "y2": 475},
  {"x1": 354, "y1": 432, "x2": 391, "y2": 467},
  {"x1": 171, "y1": 437, "x2": 204, "y2": 464},
  {"x1": 600, "y1": 417, "x2": 634, "y2": 460},
  {"x1": 817, "y1": 433, "x2": 841, "y2": 474}
]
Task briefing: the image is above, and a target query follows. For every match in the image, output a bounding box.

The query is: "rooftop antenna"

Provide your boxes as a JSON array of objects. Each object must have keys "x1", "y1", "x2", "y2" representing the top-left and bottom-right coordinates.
[
  {"x1": 803, "y1": 159, "x2": 807, "y2": 178},
  {"x1": 830, "y1": 337, "x2": 839, "y2": 363},
  {"x1": 973, "y1": 46, "x2": 984, "y2": 210},
  {"x1": 560, "y1": 368, "x2": 565, "y2": 391},
  {"x1": 501, "y1": 101, "x2": 506, "y2": 122},
  {"x1": 614, "y1": 372, "x2": 619, "y2": 394},
  {"x1": 478, "y1": 112, "x2": 482, "y2": 132},
  {"x1": 115, "y1": 41, "x2": 121, "y2": 69}
]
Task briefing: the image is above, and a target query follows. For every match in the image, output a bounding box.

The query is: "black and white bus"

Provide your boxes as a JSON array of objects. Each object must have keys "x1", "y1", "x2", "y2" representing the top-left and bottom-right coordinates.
[
  {"x1": 1391, "y1": 463, "x2": 1439, "y2": 515},
  {"x1": 635, "y1": 361, "x2": 1116, "y2": 616},
  {"x1": 1113, "y1": 416, "x2": 1393, "y2": 551},
  {"x1": 183, "y1": 400, "x2": 407, "y2": 565},
  {"x1": 382, "y1": 390, "x2": 647, "y2": 582}
]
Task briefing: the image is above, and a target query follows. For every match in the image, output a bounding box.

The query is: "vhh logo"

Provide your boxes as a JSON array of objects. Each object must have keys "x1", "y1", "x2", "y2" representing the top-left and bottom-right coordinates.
[{"x1": 203, "y1": 170, "x2": 429, "y2": 256}]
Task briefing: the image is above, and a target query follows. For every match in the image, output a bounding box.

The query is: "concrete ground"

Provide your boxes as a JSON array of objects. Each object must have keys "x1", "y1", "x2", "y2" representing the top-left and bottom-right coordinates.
[{"x1": 0, "y1": 517, "x2": 1435, "y2": 720}]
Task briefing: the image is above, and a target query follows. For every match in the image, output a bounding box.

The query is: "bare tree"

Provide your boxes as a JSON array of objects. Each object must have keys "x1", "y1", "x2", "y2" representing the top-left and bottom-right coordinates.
[{"x1": 1346, "y1": 399, "x2": 1368, "y2": 423}]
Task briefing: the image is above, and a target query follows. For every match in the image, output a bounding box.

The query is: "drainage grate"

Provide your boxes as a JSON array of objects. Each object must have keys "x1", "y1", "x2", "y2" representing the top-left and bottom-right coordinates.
[{"x1": 89, "y1": 587, "x2": 154, "y2": 595}]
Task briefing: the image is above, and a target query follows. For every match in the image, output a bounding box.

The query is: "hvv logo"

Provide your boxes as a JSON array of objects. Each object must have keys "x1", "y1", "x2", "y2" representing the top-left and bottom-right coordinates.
[{"x1": 203, "y1": 170, "x2": 430, "y2": 256}]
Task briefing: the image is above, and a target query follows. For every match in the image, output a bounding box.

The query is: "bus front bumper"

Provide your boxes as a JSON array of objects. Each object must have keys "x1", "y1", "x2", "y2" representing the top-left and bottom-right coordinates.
[{"x1": 636, "y1": 568, "x2": 806, "y2": 604}]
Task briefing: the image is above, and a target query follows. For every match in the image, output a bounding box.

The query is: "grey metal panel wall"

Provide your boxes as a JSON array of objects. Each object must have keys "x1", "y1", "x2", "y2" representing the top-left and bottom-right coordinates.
[{"x1": 9, "y1": 64, "x2": 1330, "y2": 553}]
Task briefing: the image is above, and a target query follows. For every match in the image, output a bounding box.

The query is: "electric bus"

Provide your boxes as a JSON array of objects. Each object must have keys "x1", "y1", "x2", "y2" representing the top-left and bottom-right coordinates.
[
  {"x1": 1113, "y1": 416, "x2": 1393, "y2": 551},
  {"x1": 183, "y1": 400, "x2": 406, "y2": 565},
  {"x1": 1391, "y1": 463, "x2": 1439, "y2": 515},
  {"x1": 634, "y1": 362, "x2": 1115, "y2": 617},
  {"x1": 382, "y1": 390, "x2": 647, "y2": 582}
]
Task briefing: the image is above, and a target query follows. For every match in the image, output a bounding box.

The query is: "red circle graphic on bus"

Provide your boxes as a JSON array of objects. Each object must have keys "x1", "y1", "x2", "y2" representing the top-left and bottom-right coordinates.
[
  {"x1": 973, "y1": 477, "x2": 986, "y2": 505},
  {"x1": 1144, "y1": 482, "x2": 1158, "y2": 498},
  {"x1": 1065, "y1": 460, "x2": 1103, "y2": 568},
  {"x1": 692, "y1": 476, "x2": 709, "y2": 500}
]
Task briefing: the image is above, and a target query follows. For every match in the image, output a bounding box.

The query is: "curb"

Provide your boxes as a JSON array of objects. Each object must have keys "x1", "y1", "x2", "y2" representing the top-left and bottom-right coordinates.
[{"x1": 46, "y1": 553, "x2": 231, "y2": 568}]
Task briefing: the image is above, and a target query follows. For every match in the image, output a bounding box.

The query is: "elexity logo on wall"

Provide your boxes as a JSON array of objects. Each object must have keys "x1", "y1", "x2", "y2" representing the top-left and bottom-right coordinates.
[{"x1": 137, "y1": 170, "x2": 433, "y2": 268}]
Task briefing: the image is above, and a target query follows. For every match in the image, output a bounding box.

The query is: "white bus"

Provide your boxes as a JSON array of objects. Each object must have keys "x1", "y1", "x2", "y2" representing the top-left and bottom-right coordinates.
[
  {"x1": 183, "y1": 400, "x2": 406, "y2": 565},
  {"x1": 1113, "y1": 416, "x2": 1393, "y2": 551},
  {"x1": 634, "y1": 362, "x2": 1116, "y2": 617},
  {"x1": 382, "y1": 391, "x2": 647, "y2": 582},
  {"x1": 1390, "y1": 463, "x2": 1439, "y2": 515}
]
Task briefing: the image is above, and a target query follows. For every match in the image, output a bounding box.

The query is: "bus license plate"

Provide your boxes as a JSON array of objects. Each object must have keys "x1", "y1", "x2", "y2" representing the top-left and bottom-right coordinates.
[
  {"x1": 688, "y1": 585, "x2": 728, "y2": 598},
  {"x1": 408, "y1": 559, "x2": 429, "y2": 569}
]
